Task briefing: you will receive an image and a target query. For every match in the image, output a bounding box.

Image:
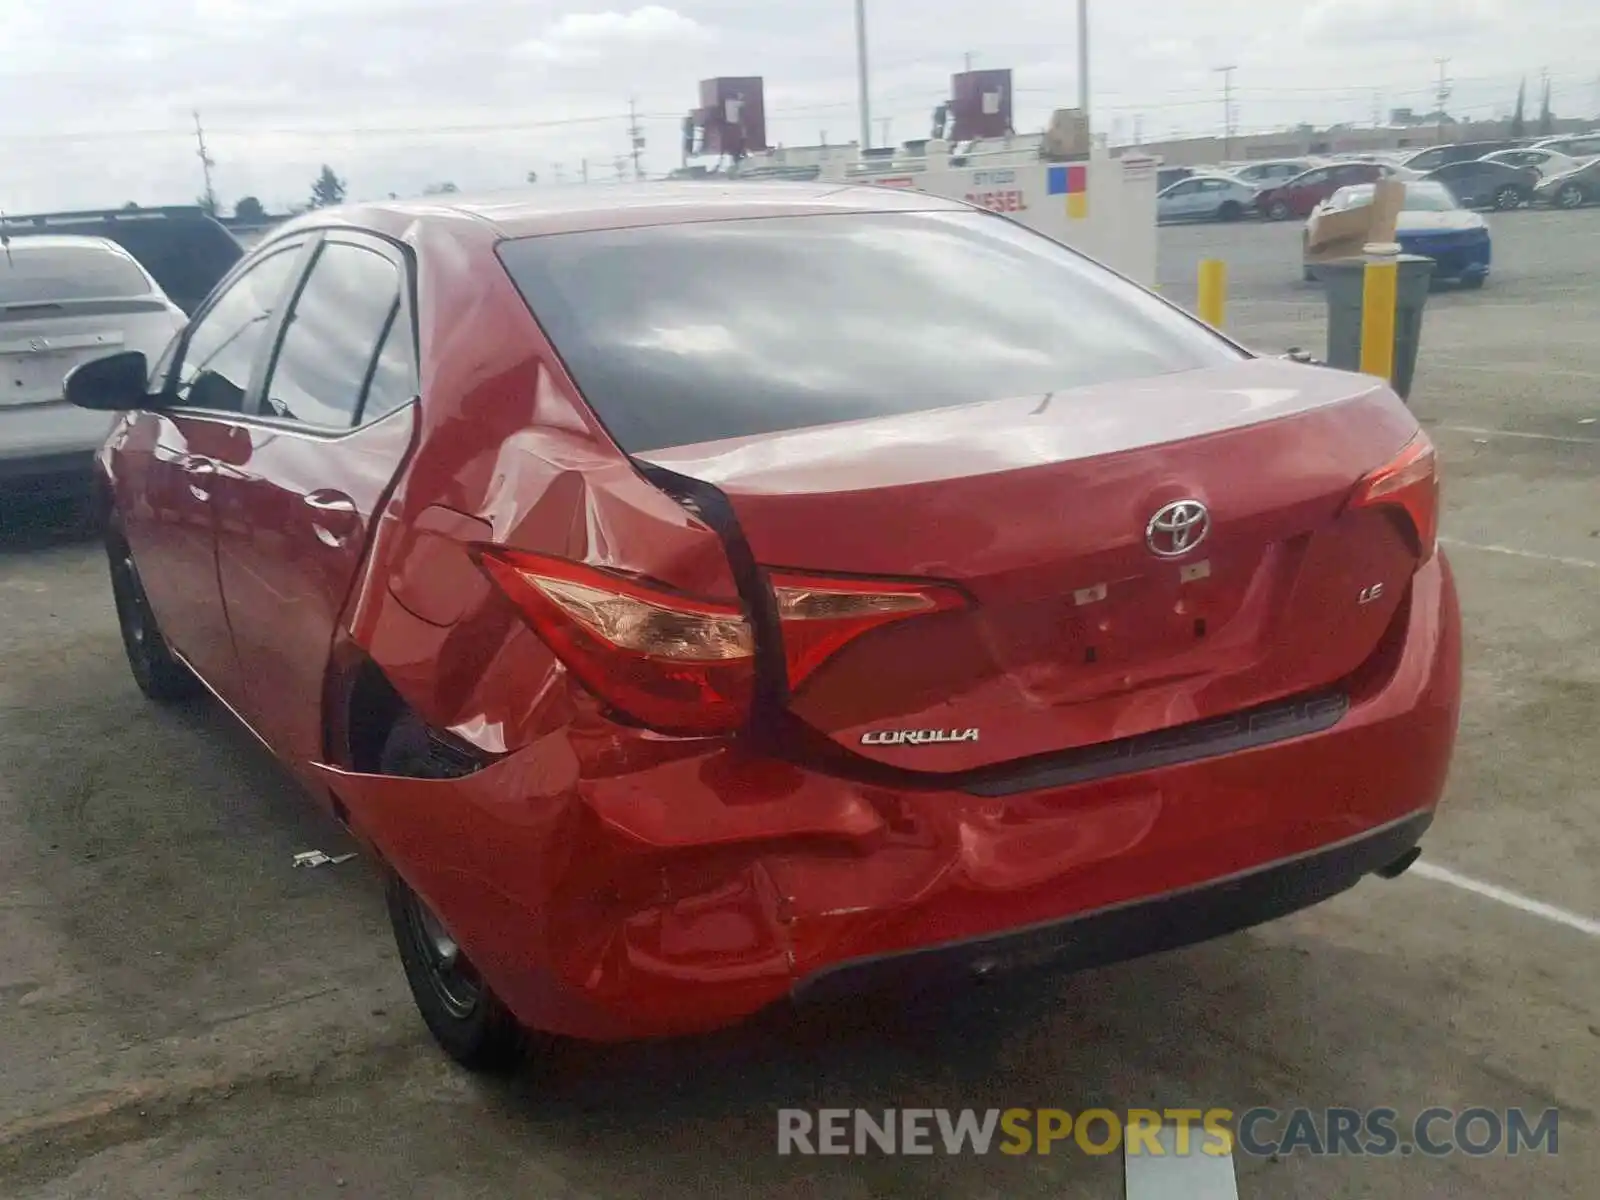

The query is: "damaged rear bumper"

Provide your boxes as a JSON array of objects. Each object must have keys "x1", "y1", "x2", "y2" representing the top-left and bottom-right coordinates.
[{"x1": 312, "y1": 554, "x2": 1460, "y2": 1042}]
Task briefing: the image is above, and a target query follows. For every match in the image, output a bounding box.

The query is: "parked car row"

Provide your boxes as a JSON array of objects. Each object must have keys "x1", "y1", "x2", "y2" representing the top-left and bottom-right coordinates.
[{"x1": 1154, "y1": 129, "x2": 1600, "y2": 224}]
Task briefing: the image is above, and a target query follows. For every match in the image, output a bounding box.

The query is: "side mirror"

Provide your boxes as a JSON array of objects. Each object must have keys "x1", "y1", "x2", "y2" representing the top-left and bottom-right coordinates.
[{"x1": 63, "y1": 350, "x2": 153, "y2": 412}]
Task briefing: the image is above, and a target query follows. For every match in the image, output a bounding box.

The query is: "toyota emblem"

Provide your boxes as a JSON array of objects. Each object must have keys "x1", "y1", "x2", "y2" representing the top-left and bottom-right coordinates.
[{"x1": 1146, "y1": 499, "x2": 1210, "y2": 558}]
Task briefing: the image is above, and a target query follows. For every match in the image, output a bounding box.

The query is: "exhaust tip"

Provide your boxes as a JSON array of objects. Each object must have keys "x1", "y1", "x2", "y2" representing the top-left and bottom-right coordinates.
[{"x1": 1374, "y1": 846, "x2": 1422, "y2": 880}]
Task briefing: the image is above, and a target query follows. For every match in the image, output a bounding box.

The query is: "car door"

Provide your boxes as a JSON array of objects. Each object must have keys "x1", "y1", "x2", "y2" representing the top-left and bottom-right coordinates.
[
  {"x1": 114, "y1": 242, "x2": 309, "y2": 701},
  {"x1": 212, "y1": 232, "x2": 418, "y2": 770},
  {"x1": 1158, "y1": 180, "x2": 1198, "y2": 221},
  {"x1": 1285, "y1": 168, "x2": 1331, "y2": 214}
]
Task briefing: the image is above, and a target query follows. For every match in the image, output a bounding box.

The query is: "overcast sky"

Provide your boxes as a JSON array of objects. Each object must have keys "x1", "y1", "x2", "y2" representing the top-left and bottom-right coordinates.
[{"x1": 3, "y1": 0, "x2": 1597, "y2": 213}]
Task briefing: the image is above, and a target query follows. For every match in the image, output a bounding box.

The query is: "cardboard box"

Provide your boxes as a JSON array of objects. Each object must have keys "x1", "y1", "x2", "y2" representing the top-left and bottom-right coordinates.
[{"x1": 1304, "y1": 178, "x2": 1406, "y2": 263}]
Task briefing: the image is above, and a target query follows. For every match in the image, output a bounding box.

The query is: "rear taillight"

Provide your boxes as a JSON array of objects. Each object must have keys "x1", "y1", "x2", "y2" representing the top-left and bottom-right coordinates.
[
  {"x1": 1351, "y1": 431, "x2": 1439, "y2": 560},
  {"x1": 475, "y1": 549, "x2": 968, "y2": 734},
  {"x1": 475, "y1": 548, "x2": 755, "y2": 736},
  {"x1": 768, "y1": 571, "x2": 969, "y2": 691}
]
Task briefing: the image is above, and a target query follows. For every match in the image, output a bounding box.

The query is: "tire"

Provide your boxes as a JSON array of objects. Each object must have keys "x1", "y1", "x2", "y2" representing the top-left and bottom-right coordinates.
[
  {"x1": 1556, "y1": 183, "x2": 1586, "y2": 209},
  {"x1": 1493, "y1": 186, "x2": 1523, "y2": 211},
  {"x1": 106, "y1": 527, "x2": 198, "y2": 702},
  {"x1": 382, "y1": 716, "x2": 527, "y2": 1073},
  {"x1": 1460, "y1": 274, "x2": 1486, "y2": 289},
  {"x1": 1218, "y1": 200, "x2": 1243, "y2": 222},
  {"x1": 1267, "y1": 200, "x2": 1291, "y2": 221}
]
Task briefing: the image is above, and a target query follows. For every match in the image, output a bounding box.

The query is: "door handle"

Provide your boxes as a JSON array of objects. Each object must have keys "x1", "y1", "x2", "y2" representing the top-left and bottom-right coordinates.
[
  {"x1": 184, "y1": 458, "x2": 216, "y2": 502},
  {"x1": 304, "y1": 490, "x2": 360, "y2": 547}
]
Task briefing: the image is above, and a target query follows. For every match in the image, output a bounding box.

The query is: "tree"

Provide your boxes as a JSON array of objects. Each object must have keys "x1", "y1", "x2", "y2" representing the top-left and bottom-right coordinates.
[
  {"x1": 308, "y1": 165, "x2": 347, "y2": 209},
  {"x1": 122, "y1": 201, "x2": 140, "y2": 210},
  {"x1": 234, "y1": 195, "x2": 266, "y2": 223},
  {"x1": 196, "y1": 194, "x2": 219, "y2": 217},
  {"x1": 525, "y1": 170, "x2": 538, "y2": 184},
  {"x1": 1510, "y1": 78, "x2": 1526, "y2": 137},
  {"x1": 1538, "y1": 78, "x2": 1554, "y2": 136},
  {"x1": 422, "y1": 181, "x2": 459, "y2": 195}
]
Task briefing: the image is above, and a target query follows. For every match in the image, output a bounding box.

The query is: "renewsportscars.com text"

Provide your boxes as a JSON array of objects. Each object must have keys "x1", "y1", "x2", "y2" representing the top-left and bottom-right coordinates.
[{"x1": 776, "y1": 1107, "x2": 1560, "y2": 1157}]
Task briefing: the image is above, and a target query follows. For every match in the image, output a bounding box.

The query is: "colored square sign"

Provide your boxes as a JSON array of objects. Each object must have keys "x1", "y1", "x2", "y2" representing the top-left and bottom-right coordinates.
[{"x1": 1048, "y1": 164, "x2": 1089, "y2": 219}]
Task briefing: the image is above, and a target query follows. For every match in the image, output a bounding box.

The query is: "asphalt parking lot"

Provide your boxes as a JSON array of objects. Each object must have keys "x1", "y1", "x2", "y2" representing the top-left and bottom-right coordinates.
[{"x1": 2, "y1": 208, "x2": 1597, "y2": 1199}]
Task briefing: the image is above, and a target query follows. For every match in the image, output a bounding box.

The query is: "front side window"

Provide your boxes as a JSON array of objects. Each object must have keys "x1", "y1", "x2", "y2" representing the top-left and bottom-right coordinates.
[
  {"x1": 260, "y1": 241, "x2": 405, "y2": 429},
  {"x1": 173, "y1": 249, "x2": 301, "y2": 412},
  {"x1": 499, "y1": 209, "x2": 1242, "y2": 454}
]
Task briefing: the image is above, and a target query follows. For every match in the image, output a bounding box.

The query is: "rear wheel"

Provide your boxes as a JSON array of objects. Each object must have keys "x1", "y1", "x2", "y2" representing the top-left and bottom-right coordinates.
[
  {"x1": 1460, "y1": 274, "x2": 1486, "y2": 289},
  {"x1": 1493, "y1": 186, "x2": 1523, "y2": 211},
  {"x1": 382, "y1": 715, "x2": 527, "y2": 1072},
  {"x1": 1218, "y1": 200, "x2": 1243, "y2": 222},
  {"x1": 107, "y1": 527, "x2": 198, "y2": 702},
  {"x1": 1267, "y1": 199, "x2": 1291, "y2": 221},
  {"x1": 1556, "y1": 182, "x2": 1587, "y2": 209}
]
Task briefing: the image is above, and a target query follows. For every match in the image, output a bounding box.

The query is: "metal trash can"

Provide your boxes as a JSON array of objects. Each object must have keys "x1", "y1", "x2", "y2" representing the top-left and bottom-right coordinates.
[{"x1": 1312, "y1": 253, "x2": 1435, "y2": 400}]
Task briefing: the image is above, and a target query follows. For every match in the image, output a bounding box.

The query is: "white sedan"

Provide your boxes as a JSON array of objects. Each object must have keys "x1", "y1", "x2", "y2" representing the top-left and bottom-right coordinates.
[
  {"x1": 1480, "y1": 147, "x2": 1590, "y2": 181},
  {"x1": 1156, "y1": 173, "x2": 1258, "y2": 224}
]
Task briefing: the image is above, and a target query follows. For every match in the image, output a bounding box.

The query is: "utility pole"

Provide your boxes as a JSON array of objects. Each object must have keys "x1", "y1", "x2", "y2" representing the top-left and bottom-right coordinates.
[
  {"x1": 878, "y1": 117, "x2": 892, "y2": 147},
  {"x1": 1215, "y1": 65, "x2": 1237, "y2": 161},
  {"x1": 1434, "y1": 58, "x2": 1453, "y2": 144},
  {"x1": 964, "y1": 52, "x2": 973, "y2": 72},
  {"x1": 854, "y1": 0, "x2": 872, "y2": 149},
  {"x1": 581, "y1": 159, "x2": 589, "y2": 185},
  {"x1": 627, "y1": 97, "x2": 645, "y2": 180},
  {"x1": 192, "y1": 111, "x2": 217, "y2": 215},
  {"x1": 1076, "y1": 0, "x2": 1090, "y2": 127},
  {"x1": 1134, "y1": 113, "x2": 1144, "y2": 145},
  {"x1": 1372, "y1": 90, "x2": 1383, "y2": 128}
]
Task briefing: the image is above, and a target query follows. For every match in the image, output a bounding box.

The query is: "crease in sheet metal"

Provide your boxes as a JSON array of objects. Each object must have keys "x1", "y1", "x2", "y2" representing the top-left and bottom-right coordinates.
[{"x1": 1124, "y1": 1123, "x2": 1240, "y2": 1200}]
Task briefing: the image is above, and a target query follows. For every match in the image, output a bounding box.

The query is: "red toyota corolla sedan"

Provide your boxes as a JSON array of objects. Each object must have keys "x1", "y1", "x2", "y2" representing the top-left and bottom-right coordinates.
[{"x1": 65, "y1": 183, "x2": 1461, "y2": 1071}]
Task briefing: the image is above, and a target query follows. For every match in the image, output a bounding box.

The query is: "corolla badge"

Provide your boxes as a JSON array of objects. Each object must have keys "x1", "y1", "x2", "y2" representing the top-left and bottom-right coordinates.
[
  {"x1": 861, "y1": 728, "x2": 981, "y2": 746},
  {"x1": 1145, "y1": 499, "x2": 1211, "y2": 558}
]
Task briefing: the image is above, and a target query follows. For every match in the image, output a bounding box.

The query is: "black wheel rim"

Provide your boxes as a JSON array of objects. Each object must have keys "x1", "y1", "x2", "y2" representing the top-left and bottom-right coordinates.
[
  {"x1": 403, "y1": 888, "x2": 483, "y2": 1019},
  {"x1": 1497, "y1": 188, "x2": 1518, "y2": 209}
]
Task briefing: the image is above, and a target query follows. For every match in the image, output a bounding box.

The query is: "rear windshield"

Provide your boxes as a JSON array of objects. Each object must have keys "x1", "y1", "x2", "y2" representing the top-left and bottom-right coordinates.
[
  {"x1": 0, "y1": 244, "x2": 153, "y2": 304},
  {"x1": 498, "y1": 209, "x2": 1241, "y2": 453}
]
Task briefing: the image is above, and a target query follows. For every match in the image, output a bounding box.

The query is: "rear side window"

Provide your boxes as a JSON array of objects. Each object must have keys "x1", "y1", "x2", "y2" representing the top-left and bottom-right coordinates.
[
  {"x1": 0, "y1": 245, "x2": 153, "y2": 304},
  {"x1": 260, "y1": 241, "x2": 408, "y2": 429},
  {"x1": 498, "y1": 210, "x2": 1240, "y2": 453}
]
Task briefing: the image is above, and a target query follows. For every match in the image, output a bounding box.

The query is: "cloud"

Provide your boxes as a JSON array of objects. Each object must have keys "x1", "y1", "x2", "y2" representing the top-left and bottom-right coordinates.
[
  {"x1": 515, "y1": 6, "x2": 711, "y2": 63},
  {"x1": 1301, "y1": 0, "x2": 1504, "y2": 45}
]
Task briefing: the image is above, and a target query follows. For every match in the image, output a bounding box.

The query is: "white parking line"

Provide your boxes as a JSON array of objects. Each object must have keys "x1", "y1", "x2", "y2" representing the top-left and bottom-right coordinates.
[
  {"x1": 1125, "y1": 1124, "x2": 1239, "y2": 1200},
  {"x1": 1436, "y1": 424, "x2": 1600, "y2": 446},
  {"x1": 1438, "y1": 537, "x2": 1600, "y2": 570},
  {"x1": 1410, "y1": 862, "x2": 1600, "y2": 938}
]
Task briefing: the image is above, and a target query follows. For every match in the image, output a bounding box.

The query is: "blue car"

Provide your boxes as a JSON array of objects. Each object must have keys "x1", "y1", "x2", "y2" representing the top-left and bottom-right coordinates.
[{"x1": 1304, "y1": 180, "x2": 1491, "y2": 288}]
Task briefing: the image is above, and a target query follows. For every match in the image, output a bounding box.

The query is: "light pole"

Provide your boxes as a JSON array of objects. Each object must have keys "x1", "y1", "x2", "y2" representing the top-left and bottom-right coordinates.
[
  {"x1": 1077, "y1": 0, "x2": 1090, "y2": 126},
  {"x1": 855, "y1": 0, "x2": 872, "y2": 150}
]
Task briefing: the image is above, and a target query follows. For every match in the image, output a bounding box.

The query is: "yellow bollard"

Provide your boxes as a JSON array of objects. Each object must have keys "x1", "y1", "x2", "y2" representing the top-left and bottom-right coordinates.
[
  {"x1": 1197, "y1": 259, "x2": 1226, "y2": 329},
  {"x1": 1360, "y1": 259, "x2": 1398, "y2": 383}
]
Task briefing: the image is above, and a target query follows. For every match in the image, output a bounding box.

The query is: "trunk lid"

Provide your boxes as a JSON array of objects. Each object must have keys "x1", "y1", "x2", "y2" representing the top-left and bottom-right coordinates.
[
  {"x1": 1, "y1": 301, "x2": 181, "y2": 408},
  {"x1": 639, "y1": 358, "x2": 1424, "y2": 775}
]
